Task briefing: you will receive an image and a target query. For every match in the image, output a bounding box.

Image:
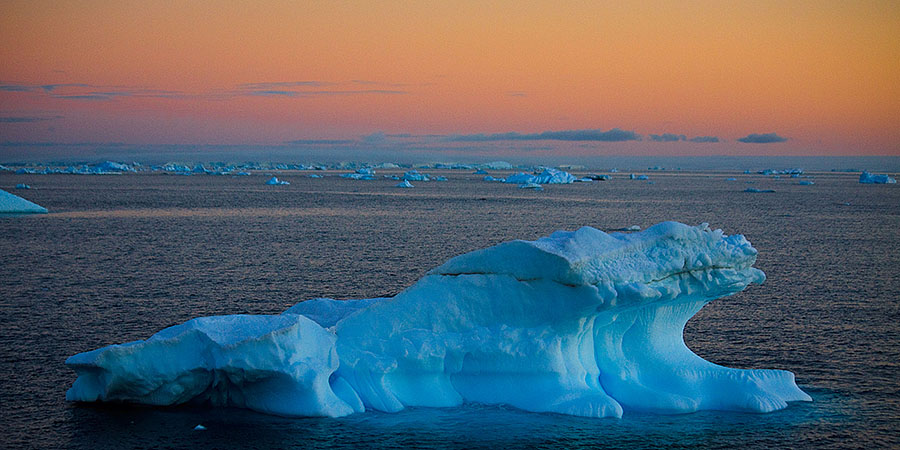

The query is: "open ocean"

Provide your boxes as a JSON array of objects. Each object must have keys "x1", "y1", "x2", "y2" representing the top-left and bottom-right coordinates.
[{"x1": 1, "y1": 167, "x2": 898, "y2": 449}]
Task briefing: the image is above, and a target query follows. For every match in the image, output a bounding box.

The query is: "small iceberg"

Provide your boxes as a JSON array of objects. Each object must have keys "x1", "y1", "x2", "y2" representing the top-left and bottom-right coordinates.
[
  {"x1": 614, "y1": 225, "x2": 641, "y2": 231},
  {"x1": 797, "y1": 180, "x2": 814, "y2": 185},
  {"x1": 1, "y1": 189, "x2": 48, "y2": 214},
  {"x1": 395, "y1": 180, "x2": 414, "y2": 188},
  {"x1": 724, "y1": 178, "x2": 737, "y2": 182},
  {"x1": 265, "y1": 177, "x2": 290, "y2": 185},
  {"x1": 15, "y1": 183, "x2": 30, "y2": 189},
  {"x1": 859, "y1": 171, "x2": 897, "y2": 184},
  {"x1": 629, "y1": 174, "x2": 649, "y2": 180},
  {"x1": 505, "y1": 168, "x2": 575, "y2": 185},
  {"x1": 402, "y1": 170, "x2": 429, "y2": 182},
  {"x1": 744, "y1": 188, "x2": 775, "y2": 193},
  {"x1": 341, "y1": 169, "x2": 376, "y2": 180}
]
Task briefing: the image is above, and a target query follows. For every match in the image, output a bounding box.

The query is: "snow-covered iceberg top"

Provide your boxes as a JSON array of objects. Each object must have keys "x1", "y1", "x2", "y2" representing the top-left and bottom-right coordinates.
[
  {"x1": 66, "y1": 222, "x2": 810, "y2": 419},
  {"x1": 1, "y1": 189, "x2": 48, "y2": 214}
]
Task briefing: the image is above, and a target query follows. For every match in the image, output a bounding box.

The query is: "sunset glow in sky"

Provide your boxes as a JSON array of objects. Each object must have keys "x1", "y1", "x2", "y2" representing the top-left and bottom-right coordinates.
[{"x1": 1, "y1": 1, "x2": 898, "y2": 159}]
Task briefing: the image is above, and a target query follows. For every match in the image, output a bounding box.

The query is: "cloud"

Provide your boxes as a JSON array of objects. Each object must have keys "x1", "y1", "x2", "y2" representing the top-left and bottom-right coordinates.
[
  {"x1": 40, "y1": 83, "x2": 92, "y2": 92},
  {"x1": 688, "y1": 136, "x2": 720, "y2": 143},
  {"x1": 738, "y1": 132, "x2": 787, "y2": 143},
  {"x1": 3, "y1": 80, "x2": 411, "y2": 102},
  {"x1": 650, "y1": 133, "x2": 686, "y2": 142},
  {"x1": 0, "y1": 115, "x2": 63, "y2": 123},
  {"x1": 446, "y1": 128, "x2": 641, "y2": 142},
  {"x1": 284, "y1": 138, "x2": 355, "y2": 145},
  {"x1": 238, "y1": 81, "x2": 331, "y2": 89},
  {"x1": 351, "y1": 80, "x2": 410, "y2": 87},
  {"x1": 0, "y1": 83, "x2": 37, "y2": 92},
  {"x1": 243, "y1": 88, "x2": 407, "y2": 97}
]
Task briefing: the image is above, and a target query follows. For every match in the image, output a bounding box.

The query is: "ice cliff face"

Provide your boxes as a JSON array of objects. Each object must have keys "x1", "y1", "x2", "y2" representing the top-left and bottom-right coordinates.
[
  {"x1": 1, "y1": 189, "x2": 48, "y2": 214},
  {"x1": 66, "y1": 222, "x2": 811, "y2": 418}
]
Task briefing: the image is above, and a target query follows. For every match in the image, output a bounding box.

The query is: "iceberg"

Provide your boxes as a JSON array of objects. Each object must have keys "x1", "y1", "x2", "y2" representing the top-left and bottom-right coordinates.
[
  {"x1": 265, "y1": 177, "x2": 290, "y2": 185},
  {"x1": 402, "y1": 170, "x2": 429, "y2": 181},
  {"x1": 1, "y1": 189, "x2": 48, "y2": 214},
  {"x1": 341, "y1": 168, "x2": 376, "y2": 180},
  {"x1": 859, "y1": 171, "x2": 896, "y2": 184},
  {"x1": 504, "y1": 168, "x2": 575, "y2": 185},
  {"x1": 395, "y1": 180, "x2": 414, "y2": 188},
  {"x1": 66, "y1": 222, "x2": 810, "y2": 418}
]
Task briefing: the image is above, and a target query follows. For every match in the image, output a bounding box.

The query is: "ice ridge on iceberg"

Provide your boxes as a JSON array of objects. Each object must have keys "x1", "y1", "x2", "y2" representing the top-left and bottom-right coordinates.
[{"x1": 66, "y1": 222, "x2": 811, "y2": 418}]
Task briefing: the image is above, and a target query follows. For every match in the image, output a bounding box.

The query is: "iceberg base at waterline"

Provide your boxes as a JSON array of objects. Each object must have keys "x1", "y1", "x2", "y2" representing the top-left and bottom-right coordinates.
[{"x1": 66, "y1": 222, "x2": 811, "y2": 418}]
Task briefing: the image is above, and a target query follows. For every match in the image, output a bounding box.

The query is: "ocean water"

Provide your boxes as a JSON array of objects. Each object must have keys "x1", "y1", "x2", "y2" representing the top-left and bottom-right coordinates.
[{"x1": 1, "y1": 169, "x2": 898, "y2": 449}]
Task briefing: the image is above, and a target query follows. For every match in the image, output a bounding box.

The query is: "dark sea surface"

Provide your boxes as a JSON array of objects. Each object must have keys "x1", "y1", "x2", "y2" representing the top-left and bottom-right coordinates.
[{"x1": 1, "y1": 169, "x2": 898, "y2": 449}]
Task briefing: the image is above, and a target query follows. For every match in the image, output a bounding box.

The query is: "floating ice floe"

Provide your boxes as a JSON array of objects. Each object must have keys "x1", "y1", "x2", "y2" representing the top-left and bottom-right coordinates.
[
  {"x1": 483, "y1": 175, "x2": 503, "y2": 182},
  {"x1": 1, "y1": 189, "x2": 48, "y2": 214},
  {"x1": 395, "y1": 180, "x2": 414, "y2": 188},
  {"x1": 584, "y1": 174, "x2": 610, "y2": 181},
  {"x1": 859, "y1": 171, "x2": 896, "y2": 184},
  {"x1": 473, "y1": 169, "x2": 488, "y2": 175},
  {"x1": 66, "y1": 222, "x2": 810, "y2": 419},
  {"x1": 15, "y1": 183, "x2": 30, "y2": 189},
  {"x1": 744, "y1": 188, "x2": 775, "y2": 193},
  {"x1": 265, "y1": 177, "x2": 290, "y2": 185},
  {"x1": 629, "y1": 174, "x2": 649, "y2": 180},
  {"x1": 797, "y1": 180, "x2": 814, "y2": 185},
  {"x1": 614, "y1": 225, "x2": 641, "y2": 231},
  {"x1": 518, "y1": 182, "x2": 543, "y2": 191},
  {"x1": 758, "y1": 169, "x2": 803, "y2": 176},
  {"x1": 725, "y1": 178, "x2": 737, "y2": 181}
]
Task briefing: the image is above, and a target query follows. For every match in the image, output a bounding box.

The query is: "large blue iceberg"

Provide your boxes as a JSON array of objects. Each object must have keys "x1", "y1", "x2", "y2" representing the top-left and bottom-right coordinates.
[{"x1": 66, "y1": 222, "x2": 811, "y2": 418}]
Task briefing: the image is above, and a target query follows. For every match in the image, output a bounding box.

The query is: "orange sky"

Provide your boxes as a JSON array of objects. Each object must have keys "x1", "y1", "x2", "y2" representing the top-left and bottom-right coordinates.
[{"x1": 1, "y1": 0, "x2": 898, "y2": 157}]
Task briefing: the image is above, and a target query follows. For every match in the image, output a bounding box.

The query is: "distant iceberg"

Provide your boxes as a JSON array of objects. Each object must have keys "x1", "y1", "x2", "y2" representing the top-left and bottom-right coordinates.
[
  {"x1": 402, "y1": 170, "x2": 429, "y2": 182},
  {"x1": 395, "y1": 180, "x2": 414, "y2": 188},
  {"x1": 265, "y1": 177, "x2": 290, "y2": 185},
  {"x1": 341, "y1": 168, "x2": 376, "y2": 180},
  {"x1": 66, "y1": 222, "x2": 810, "y2": 418},
  {"x1": 1, "y1": 189, "x2": 48, "y2": 214},
  {"x1": 859, "y1": 171, "x2": 896, "y2": 184},
  {"x1": 504, "y1": 168, "x2": 575, "y2": 185},
  {"x1": 483, "y1": 161, "x2": 513, "y2": 170}
]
